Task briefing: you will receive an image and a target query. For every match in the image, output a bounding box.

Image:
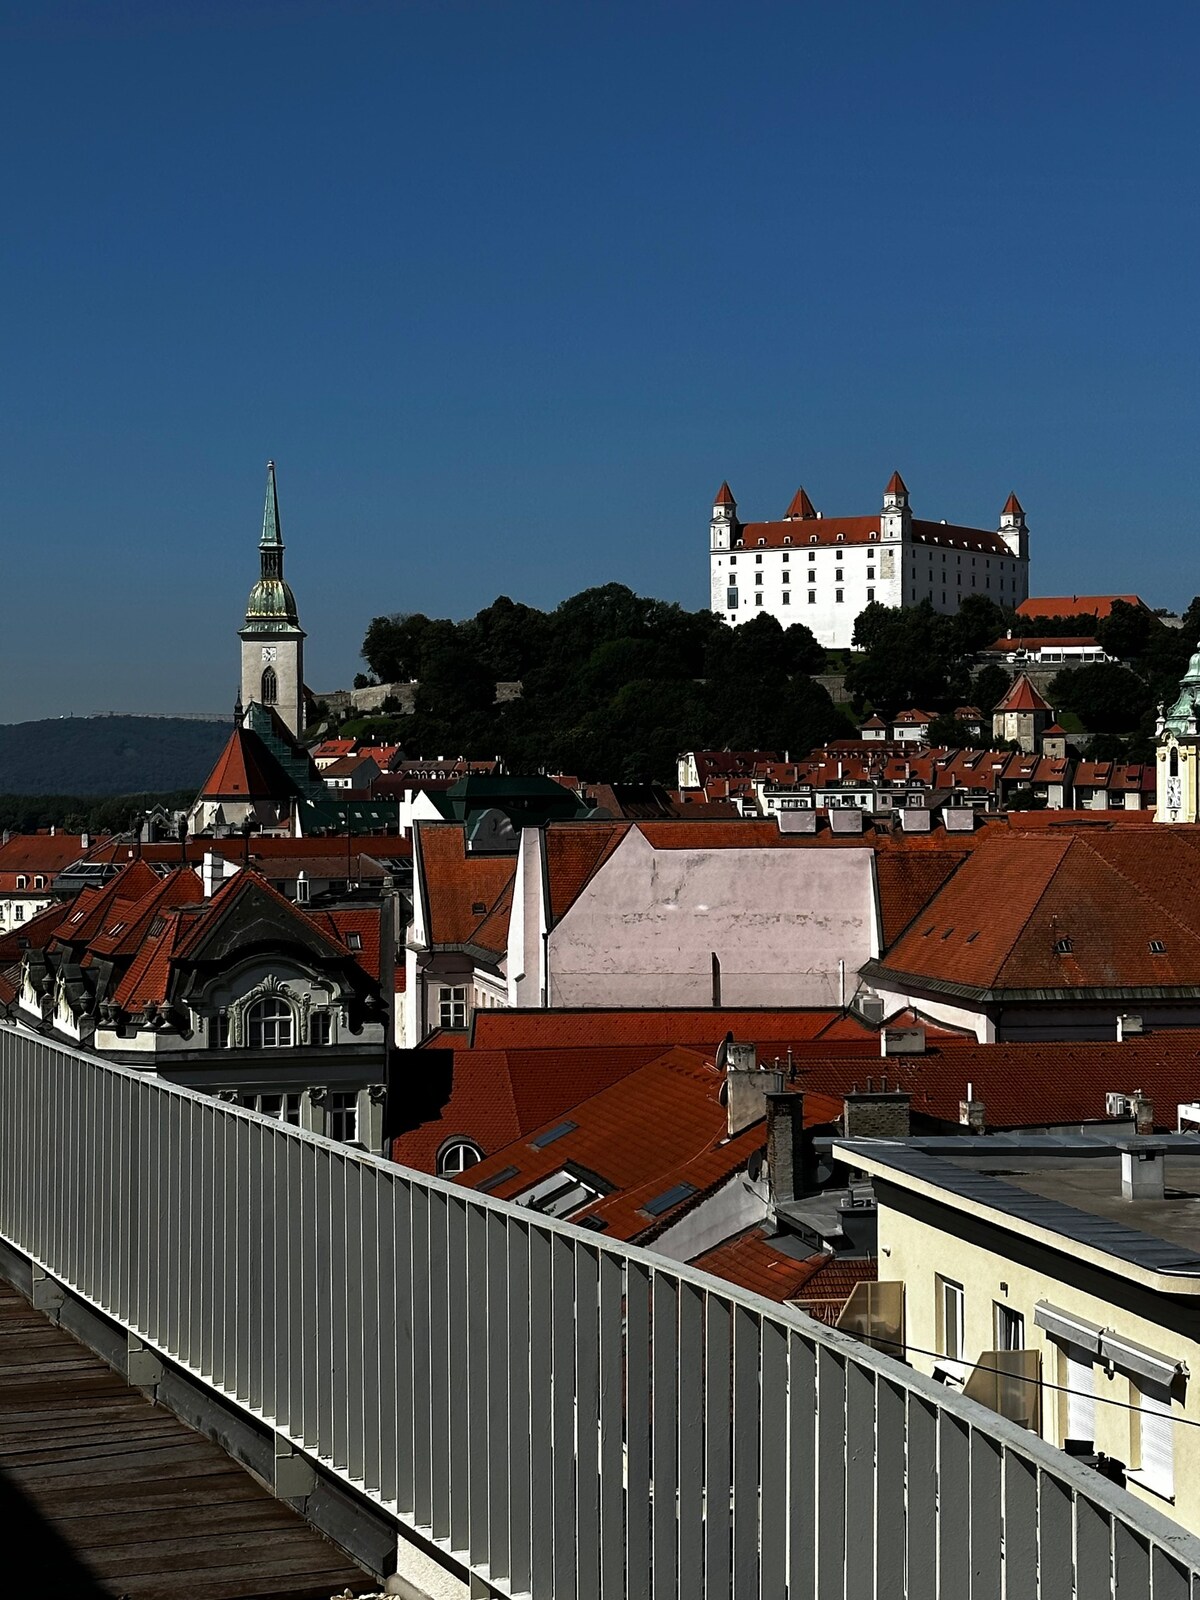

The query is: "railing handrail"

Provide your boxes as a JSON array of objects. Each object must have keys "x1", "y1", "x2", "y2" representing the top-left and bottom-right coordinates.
[{"x1": 4, "y1": 1020, "x2": 1200, "y2": 1595}]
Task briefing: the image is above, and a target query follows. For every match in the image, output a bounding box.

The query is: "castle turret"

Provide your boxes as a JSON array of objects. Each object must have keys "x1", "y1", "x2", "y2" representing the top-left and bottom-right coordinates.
[
  {"x1": 711, "y1": 481, "x2": 737, "y2": 551},
  {"x1": 881, "y1": 470, "x2": 910, "y2": 544},
  {"x1": 998, "y1": 491, "x2": 1029, "y2": 561},
  {"x1": 784, "y1": 486, "x2": 817, "y2": 520},
  {"x1": 239, "y1": 461, "x2": 306, "y2": 742}
]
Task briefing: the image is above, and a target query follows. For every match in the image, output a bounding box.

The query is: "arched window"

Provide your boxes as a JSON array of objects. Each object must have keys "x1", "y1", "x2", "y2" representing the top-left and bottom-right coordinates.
[
  {"x1": 1170, "y1": 748, "x2": 1180, "y2": 779},
  {"x1": 261, "y1": 666, "x2": 278, "y2": 704},
  {"x1": 438, "y1": 1138, "x2": 483, "y2": 1177},
  {"x1": 246, "y1": 995, "x2": 293, "y2": 1048}
]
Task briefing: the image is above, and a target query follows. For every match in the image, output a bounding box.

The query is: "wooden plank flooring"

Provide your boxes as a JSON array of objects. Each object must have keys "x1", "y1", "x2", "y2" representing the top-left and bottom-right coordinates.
[{"x1": 0, "y1": 1280, "x2": 371, "y2": 1599}]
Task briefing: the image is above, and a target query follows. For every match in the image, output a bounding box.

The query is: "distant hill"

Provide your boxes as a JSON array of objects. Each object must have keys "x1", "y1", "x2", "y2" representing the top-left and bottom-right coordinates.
[{"x1": 0, "y1": 717, "x2": 231, "y2": 796}]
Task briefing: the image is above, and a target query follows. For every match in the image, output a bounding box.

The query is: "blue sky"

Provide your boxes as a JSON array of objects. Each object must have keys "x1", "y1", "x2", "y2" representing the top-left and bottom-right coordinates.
[{"x1": 2, "y1": 0, "x2": 1198, "y2": 719}]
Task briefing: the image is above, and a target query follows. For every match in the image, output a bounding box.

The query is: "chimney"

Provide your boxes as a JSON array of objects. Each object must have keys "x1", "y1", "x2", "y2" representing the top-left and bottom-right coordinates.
[
  {"x1": 842, "y1": 1080, "x2": 912, "y2": 1140},
  {"x1": 1121, "y1": 1144, "x2": 1165, "y2": 1200},
  {"x1": 959, "y1": 1081, "x2": 986, "y2": 1133},
  {"x1": 765, "y1": 1090, "x2": 805, "y2": 1206},
  {"x1": 1132, "y1": 1089, "x2": 1154, "y2": 1135},
  {"x1": 724, "y1": 1040, "x2": 783, "y2": 1136},
  {"x1": 80, "y1": 831, "x2": 89, "y2": 849}
]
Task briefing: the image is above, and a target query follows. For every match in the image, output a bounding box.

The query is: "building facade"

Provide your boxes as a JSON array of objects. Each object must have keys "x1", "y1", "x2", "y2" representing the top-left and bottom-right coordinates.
[
  {"x1": 239, "y1": 460, "x2": 306, "y2": 741},
  {"x1": 709, "y1": 473, "x2": 1031, "y2": 649}
]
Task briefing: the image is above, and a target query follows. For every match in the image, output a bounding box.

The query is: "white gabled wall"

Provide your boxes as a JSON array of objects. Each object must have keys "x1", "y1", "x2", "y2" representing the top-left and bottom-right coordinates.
[{"x1": 545, "y1": 829, "x2": 875, "y2": 1008}]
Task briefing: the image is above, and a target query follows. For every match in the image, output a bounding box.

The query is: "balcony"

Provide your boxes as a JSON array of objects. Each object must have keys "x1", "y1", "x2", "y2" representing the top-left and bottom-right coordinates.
[{"x1": 0, "y1": 1025, "x2": 1197, "y2": 1598}]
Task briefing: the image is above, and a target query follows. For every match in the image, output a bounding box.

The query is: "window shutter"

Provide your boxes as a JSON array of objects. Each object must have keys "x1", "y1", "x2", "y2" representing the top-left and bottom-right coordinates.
[
  {"x1": 1063, "y1": 1345, "x2": 1095, "y2": 1444},
  {"x1": 1139, "y1": 1386, "x2": 1174, "y2": 1493}
]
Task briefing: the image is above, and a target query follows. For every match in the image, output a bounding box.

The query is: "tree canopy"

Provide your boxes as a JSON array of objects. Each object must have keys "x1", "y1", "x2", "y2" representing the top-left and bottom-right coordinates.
[{"x1": 359, "y1": 589, "x2": 847, "y2": 781}]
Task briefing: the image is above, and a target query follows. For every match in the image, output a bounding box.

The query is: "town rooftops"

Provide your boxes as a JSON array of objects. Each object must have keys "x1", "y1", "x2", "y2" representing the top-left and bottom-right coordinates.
[
  {"x1": 834, "y1": 1134, "x2": 1200, "y2": 1293},
  {"x1": 1015, "y1": 595, "x2": 1149, "y2": 621},
  {"x1": 196, "y1": 725, "x2": 298, "y2": 801}
]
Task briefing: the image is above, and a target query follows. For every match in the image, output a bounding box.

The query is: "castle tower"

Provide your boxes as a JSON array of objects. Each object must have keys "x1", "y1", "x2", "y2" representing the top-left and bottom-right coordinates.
[
  {"x1": 239, "y1": 461, "x2": 306, "y2": 741},
  {"x1": 998, "y1": 492, "x2": 1029, "y2": 562},
  {"x1": 710, "y1": 481, "x2": 737, "y2": 551},
  {"x1": 1156, "y1": 645, "x2": 1200, "y2": 823},
  {"x1": 880, "y1": 470, "x2": 911, "y2": 544}
]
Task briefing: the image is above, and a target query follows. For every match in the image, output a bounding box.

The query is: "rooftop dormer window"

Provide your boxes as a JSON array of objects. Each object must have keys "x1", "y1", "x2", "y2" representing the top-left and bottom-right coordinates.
[
  {"x1": 810, "y1": 535, "x2": 818, "y2": 545},
  {"x1": 1054, "y1": 937, "x2": 1073, "y2": 955},
  {"x1": 836, "y1": 533, "x2": 845, "y2": 543},
  {"x1": 783, "y1": 536, "x2": 791, "y2": 545},
  {"x1": 1149, "y1": 939, "x2": 1166, "y2": 955},
  {"x1": 15, "y1": 876, "x2": 26, "y2": 889},
  {"x1": 757, "y1": 538, "x2": 765, "y2": 547}
]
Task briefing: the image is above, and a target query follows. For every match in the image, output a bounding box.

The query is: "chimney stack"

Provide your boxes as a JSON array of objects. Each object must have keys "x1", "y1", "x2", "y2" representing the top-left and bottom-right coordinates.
[
  {"x1": 842, "y1": 1084, "x2": 912, "y2": 1140},
  {"x1": 1121, "y1": 1144, "x2": 1165, "y2": 1200},
  {"x1": 959, "y1": 1082, "x2": 986, "y2": 1133},
  {"x1": 724, "y1": 1040, "x2": 783, "y2": 1136},
  {"x1": 765, "y1": 1090, "x2": 805, "y2": 1207}
]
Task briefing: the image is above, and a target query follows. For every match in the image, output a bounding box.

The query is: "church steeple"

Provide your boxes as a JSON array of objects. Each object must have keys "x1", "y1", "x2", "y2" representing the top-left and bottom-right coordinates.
[{"x1": 239, "y1": 460, "x2": 306, "y2": 741}]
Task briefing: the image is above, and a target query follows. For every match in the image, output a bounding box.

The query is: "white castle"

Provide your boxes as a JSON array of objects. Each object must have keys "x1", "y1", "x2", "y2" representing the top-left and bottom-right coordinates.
[{"x1": 708, "y1": 471, "x2": 1031, "y2": 650}]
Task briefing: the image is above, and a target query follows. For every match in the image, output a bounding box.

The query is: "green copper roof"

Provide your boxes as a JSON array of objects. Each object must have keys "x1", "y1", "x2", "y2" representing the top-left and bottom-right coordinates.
[
  {"x1": 1163, "y1": 644, "x2": 1200, "y2": 735},
  {"x1": 260, "y1": 460, "x2": 283, "y2": 548},
  {"x1": 242, "y1": 460, "x2": 303, "y2": 632}
]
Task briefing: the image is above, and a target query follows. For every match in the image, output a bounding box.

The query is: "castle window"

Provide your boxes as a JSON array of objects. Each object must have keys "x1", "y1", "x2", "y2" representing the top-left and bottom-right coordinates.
[
  {"x1": 757, "y1": 539, "x2": 765, "y2": 547},
  {"x1": 261, "y1": 666, "x2": 278, "y2": 704},
  {"x1": 1170, "y1": 749, "x2": 1180, "y2": 778},
  {"x1": 729, "y1": 555, "x2": 736, "y2": 565},
  {"x1": 247, "y1": 995, "x2": 294, "y2": 1049},
  {"x1": 781, "y1": 592, "x2": 791, "y2": 605},
  {"x1": 782, "y1": 571, "x2": 790, "y2": 584},
  {"x1": 867, "y1": 567, "x2": 875, "y2": 580},
  {"x1": 810, "y1": 535, "x2": 818, "y2": 544},
  {"x1": 755, "y1": 594, "x2": 764, "y2": 606},
  {"x1": 783, "y1": 536, "x2": 791, "y2": 545},
  {"x1": 808, "y1": 591, "x2": 816, "y2": 604},
  {"x1": 867, "y1": 588, "x2": 875, "y2": 602},
  {"x1": 782, "y1": 552, "x2": 788, "y2": 563},
  {"x1": 756, "y1": 552, "x2": 762, "y2": 564},
  {"x1": 835, "y1": 590, "x2": 844, "y2": 604},
  {"x1": 836, "y1": 533, "x2": 845, "y2": 543},
  {"x1": 726, "y1": 590, "x2": 738, "y2": 610},
  {"x1": 15, "y1": 876, "x2": 26, "y2": 889},
  {"x1": 809, "y1": 551, "x2": 816, "y2": 562},
  {"x1": 868, "y1": 531, "x2": 877, "y2": 540},
  {"x1": 755, "y1": 573, "x2": 763, "y2": 586}
]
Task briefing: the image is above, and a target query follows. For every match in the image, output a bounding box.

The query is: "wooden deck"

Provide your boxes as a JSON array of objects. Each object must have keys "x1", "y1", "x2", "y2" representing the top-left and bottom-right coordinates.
[{"x1": 0, "y1": 1280, "x2": 371, "y2": 1600}]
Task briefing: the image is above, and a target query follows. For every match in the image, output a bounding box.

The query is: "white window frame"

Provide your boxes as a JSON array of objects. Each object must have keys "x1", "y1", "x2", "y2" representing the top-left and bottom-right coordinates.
[
  {"x1": 437, "y1": 1139, "x2": 484, "y2": 1177},
  {"x1": 939, "y1": 1276, "x2": 965, "y2": 1362},
  {"x1": 247, "y1": 995, "x2": 294, "y2": 1049},
  {"x1": 438, "y1": 985, "x2": 469, "y2": 1030},
  {"x1": 326, "y1": 1090, "x2": 359, "y2": 1145}
]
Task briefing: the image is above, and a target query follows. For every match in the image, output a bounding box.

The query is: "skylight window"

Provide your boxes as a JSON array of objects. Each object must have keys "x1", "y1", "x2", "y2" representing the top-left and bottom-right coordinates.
[
  {"x1": 107, "y1": 922, "x2": 126, "y2": 936},
  {"x1": 1149, "y1": 940, "x2": 1166, "y2": 955},
  {"x1": 531, "y1": 1120, "x2": 577, "y2": 1148},
  {"x1": 643, "y1": 1181, "x2": 697, "y2": 1217},
  {"x1": 346, "y1": 931, "x2": 363, "y2": 951},
  {"x1": 1054, "y1": 937, "x2": 1073, "y2": 954}
]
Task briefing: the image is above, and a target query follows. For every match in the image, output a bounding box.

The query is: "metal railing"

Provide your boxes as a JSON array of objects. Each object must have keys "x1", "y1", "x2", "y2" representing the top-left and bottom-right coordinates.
[{"x1": 1, "y1": 1024, "x2": 1199, "y2": 1599}]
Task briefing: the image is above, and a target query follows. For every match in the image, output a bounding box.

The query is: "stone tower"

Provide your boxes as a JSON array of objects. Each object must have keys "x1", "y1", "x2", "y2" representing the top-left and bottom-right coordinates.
[
  {"x1": 239, "y1": 461, "x2": 306, "y2": 741},
  {"x1": 1156, "y1": 644, "x2": 1200, "y2": 823}
]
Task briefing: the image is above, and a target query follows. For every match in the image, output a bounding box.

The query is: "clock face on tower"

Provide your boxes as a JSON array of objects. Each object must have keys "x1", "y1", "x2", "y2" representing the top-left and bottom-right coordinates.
[{"x1": 261, "y1": 646, "x2": 277, "y2": 664}]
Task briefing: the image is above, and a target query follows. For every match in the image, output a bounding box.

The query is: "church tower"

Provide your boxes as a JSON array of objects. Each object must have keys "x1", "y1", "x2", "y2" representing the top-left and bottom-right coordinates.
[
  {"x1": 239, "y1": 461, "x2": 306, "y2": 740},
  {"x1": 1156, "y1": 644, "x2": 1200, "y2": 823}
]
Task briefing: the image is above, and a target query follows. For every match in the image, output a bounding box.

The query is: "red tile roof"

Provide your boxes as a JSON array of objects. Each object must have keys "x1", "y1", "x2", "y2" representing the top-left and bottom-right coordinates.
[
  {"x1": 415, "y1": 824, "x2": 517, "y2": 953},
  {"x1": 785, "y1": 486, "x2": 817, "y2": 519},
  {"x1": 389, "y1": 1043, "x2": 667, "y2": 1172},
  {"x1": 1016, "y1": 595, "x2": 1147, "y2": 620},
  {"x1": 875, "y1": 852, "x2": 970, "y2": 946},
  {"x1": 468, "y1": 1007, "x2": 877, "y2": 1053},
  {"x1": 197, "y1": 727, "x2": 291, "y2": 800},
  {"x1": 692, "y1": 1238, "x2": 876, "y2": 1323},
  {"x1": 1002, "y1": 492, "x2": 1024, "y2": 516},
  {"x1": 885, "y1": 470, "x2": 908, "y2": 496},
  {"x1": 995, "y1": 673, "x2": 1053, "y2": 713},
  {"x1": 988, "y1": 636, "x2": 1102, "y2": 652},
  {"x1": 735, "y1": 514, "x2": 1012, "y2": 555},
  {"x1": 714, "y1": 481, "x2": 736, "y2": 506},
  {"x1": 456, "y1": 1048, "x2": 846, "y2": 1242},
  {"x1": 876, "y1": 831, "x2": 1200, "y2": 994}
]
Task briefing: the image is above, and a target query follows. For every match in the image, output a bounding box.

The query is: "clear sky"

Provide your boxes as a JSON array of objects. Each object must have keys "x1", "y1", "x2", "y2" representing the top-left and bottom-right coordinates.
[{"x1": 2, "y1": 0, "x2": 1198, "y2": 720}]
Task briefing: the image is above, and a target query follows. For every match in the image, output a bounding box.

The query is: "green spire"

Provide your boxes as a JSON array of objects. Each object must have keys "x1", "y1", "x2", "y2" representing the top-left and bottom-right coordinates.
[{"x1": 260, "y1": 459, "x2": 283, "y2": 549}]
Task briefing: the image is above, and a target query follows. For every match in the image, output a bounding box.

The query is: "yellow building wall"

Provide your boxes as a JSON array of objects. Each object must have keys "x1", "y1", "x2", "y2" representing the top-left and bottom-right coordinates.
[{"x1": 880, "y1": 1201, "x2": 1200, "y2": 1530}]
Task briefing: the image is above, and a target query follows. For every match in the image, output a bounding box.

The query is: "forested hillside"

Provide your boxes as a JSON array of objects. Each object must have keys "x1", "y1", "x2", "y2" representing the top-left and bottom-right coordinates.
[{"x1": 0, "y1": 717, "x2": 229, "y2": 796}]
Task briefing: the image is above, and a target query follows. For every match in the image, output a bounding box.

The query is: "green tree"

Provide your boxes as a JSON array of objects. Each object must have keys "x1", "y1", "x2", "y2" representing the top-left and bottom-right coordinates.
[
  {"x1": 950, "y1": 594, "x2": 1007, "y2": 656},
  {"x1": 1096, "y1": 600, "x2": 1153, "y2": 663},
  {"x1": 1048, "y1": 664, "x2": 1155, "y2": 734},
  {"x1": 972, "y1": 664, "x2": 1013, "y2": 719}
]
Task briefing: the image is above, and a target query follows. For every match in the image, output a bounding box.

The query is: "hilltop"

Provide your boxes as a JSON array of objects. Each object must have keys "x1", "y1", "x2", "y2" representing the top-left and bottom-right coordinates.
[{"x1": 0, "y1": 716, "x2": 231, "y2": 796}]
